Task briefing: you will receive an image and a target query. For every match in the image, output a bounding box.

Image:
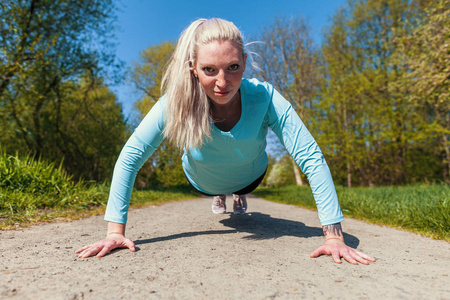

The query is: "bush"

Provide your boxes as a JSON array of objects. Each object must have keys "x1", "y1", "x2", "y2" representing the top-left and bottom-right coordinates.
[
  {"x1": 0, "y1": 150, "x2": 108, "y2": 227},
  {"x1": 265, "y1": 155, "x2": 295, "y2": 187}
]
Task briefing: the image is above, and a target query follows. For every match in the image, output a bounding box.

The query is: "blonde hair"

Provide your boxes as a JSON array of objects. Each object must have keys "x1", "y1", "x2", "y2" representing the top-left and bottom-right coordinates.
[{"x1": 161, "y1": 18, "x2": 245, "y2": 150}]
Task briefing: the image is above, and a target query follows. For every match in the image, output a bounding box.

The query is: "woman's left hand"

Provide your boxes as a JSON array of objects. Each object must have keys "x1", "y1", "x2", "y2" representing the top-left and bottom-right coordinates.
[{"x1": 310, "y1": 238, "x2": 376, "y2": 264}]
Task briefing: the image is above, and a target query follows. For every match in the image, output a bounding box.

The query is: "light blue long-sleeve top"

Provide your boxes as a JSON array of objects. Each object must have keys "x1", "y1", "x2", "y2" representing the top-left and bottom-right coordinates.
[{"x1": 104, "y1": 78, "x2": 344, "y2": 226}]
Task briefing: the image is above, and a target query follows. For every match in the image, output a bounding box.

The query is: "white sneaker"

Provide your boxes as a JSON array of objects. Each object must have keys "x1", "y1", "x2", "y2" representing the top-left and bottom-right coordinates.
[
  {"x1": 212, "y1": 195, "x2": 226, "y2": 214},
  {"x1": 233, "y1": 194, "x2": 247, "y2": 214}
]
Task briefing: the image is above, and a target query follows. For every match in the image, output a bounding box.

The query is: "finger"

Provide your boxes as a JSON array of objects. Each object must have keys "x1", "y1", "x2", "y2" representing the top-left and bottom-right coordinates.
[
  {"x1": 355, "y1": 250, "x2": 376, "y2": 262},
  {"x1": 78, "y1": 248, "x2": 89, "y2": 257},
  {"x1": 310, "y1": 246, "x2": 325, "y2": 258},
  {"x1": 351, "y1": 251, "x2": 370, "y2": 265},
  {"x1": 331, "y1": 249, "x2": 342, "y2": 264},
  {"x1": 124, "y1": 239, "x2": 136, "y2": 252},
  {"x1": 354, "y1": 256, "x2": 369, "y2": 265},
  {"x1": 79, "y1": 249, "x2": 92, "y2": 258},
  {"x1": 80, "y1": 248, "x2": 96, "y2": 258},
  {"x1": 343, "y1": 253, "x2": 358, "y2": 265},
  {"x1": 96, "y1": 245, "x2": 113, "y2": 258},
  {"x1": 80, "y1": 246, "x2": 101, "y2": 258},
  {"x1": 75, "y1": 245, "x2": 90, "y2": 254}
]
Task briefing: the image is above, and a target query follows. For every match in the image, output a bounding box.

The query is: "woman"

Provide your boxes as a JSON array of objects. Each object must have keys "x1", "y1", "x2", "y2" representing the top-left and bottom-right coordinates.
[{"x1": 76, "y1": 18, "x2": 375, "y2": 265}]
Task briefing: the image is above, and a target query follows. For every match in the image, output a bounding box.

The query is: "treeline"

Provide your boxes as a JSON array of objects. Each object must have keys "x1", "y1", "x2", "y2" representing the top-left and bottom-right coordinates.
[
  {"x1": 254, "y1": 0, "x2": 449, "y2": 187},
  {"x1": 132, "y1": 0, "x2": 449, "y2": 187},
  {"x1": 1, "y1": 0, "x2": 448, "y2": 187},
  {"x1": 0, "y1": 0, "x2": 127, "y2": 182},
  {"x1": 319, "y1": 0, "x2": 449, "y2": 186}
]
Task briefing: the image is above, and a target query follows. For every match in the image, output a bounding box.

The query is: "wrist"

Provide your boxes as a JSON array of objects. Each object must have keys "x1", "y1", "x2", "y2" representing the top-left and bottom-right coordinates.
[
  {"x1": 107, "y1": 221, "x2": 126, "y2": 236},
  {"x1": 324, "y1": 236, "x2": 344, "y2": 243},
  {"x1": 322, "y1": 222, "x2": 344, "y2": 241}
]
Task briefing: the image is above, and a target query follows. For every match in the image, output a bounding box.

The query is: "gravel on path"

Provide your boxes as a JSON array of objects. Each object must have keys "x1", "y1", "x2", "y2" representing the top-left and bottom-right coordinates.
[{"x1": 1, "y1": 195, "x2": 449, "y2": 300}]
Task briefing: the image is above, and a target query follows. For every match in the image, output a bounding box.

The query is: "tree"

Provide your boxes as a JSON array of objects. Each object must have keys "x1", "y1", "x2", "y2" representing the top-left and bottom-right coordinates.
[
  {"x1": 1, "y1": 0, "x2": 118, "y2": 98},
  {"x1": 318, "y1": 0, "x2": 434, "y2": 186},
  {"x1": 0, "y1": 0, "x2": 125, "y2": 181},
  {"x1": 254, "y1": 16, "x2": 320, "y2": 186},
  {"x1": 54, "y1": 74, "x2": 128, "y2": 181},
  {"x1": 266, "y1": 155, "x2": 296, "y2": 187},
  {"x1": 132, "y1": 41, "x2": 175, "y2": 114},
  {"x1": 392, "y1": 0, "x2": 450, "y2": 182}
]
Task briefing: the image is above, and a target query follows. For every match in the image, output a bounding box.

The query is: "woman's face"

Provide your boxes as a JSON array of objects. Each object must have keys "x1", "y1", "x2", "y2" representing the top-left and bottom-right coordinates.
[{"x1": 193, "y1": 40, "x2": 246, "y2": 107}]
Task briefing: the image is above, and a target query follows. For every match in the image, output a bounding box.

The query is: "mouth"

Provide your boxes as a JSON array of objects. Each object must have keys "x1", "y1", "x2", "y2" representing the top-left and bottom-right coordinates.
[{"x1": 214, "y1": 91, "x2": 231, "y2": 97}]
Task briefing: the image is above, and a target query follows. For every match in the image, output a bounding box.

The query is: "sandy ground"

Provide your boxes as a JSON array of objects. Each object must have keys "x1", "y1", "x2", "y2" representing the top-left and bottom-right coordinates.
[{"x1": 1, "y1": 195, "x2": 449, "y2": 300}]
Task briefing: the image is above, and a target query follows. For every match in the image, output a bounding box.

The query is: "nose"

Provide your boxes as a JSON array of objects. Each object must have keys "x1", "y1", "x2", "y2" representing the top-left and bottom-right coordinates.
[{"x1": 215, "y1": 70, "x2": 227, "y2": 89}]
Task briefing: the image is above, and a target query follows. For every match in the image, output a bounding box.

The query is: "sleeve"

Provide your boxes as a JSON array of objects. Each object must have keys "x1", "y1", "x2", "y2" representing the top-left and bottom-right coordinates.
[
  {"x1": 104, "y1": 98, "x2": 166, "y2": 224},
  {"x1": 267, "y1": 88, "x2": 344, "y2": 226}
]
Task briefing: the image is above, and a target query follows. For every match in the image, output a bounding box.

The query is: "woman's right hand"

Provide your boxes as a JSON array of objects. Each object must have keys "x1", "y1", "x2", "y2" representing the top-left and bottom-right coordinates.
[
  {"x1": 75, "y1": 222, "x2": 135, "y2": 258},
  {"x1": 75, "y1": 233, "x2": 135, "y2": 258}
]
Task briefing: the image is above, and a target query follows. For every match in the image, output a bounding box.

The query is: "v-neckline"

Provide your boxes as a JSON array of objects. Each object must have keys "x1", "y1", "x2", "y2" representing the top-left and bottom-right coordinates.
[{"x1": 212, "y1": 89, "x2": 245, "y2": 133}]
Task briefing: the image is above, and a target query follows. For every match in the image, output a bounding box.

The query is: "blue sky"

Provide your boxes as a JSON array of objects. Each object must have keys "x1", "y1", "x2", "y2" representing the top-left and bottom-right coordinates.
[{"x1": 113, "y1": 0, "x2": 347, "y2": 120}]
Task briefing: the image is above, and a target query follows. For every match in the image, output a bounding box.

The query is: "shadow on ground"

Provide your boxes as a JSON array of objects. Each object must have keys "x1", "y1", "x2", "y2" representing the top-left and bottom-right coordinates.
[
  {"x1": 220, "y1": 212, "x2": 359, "y2": 248},
  {"x1": 133, "y1": 212, "x2": 359, "y2": 249}
]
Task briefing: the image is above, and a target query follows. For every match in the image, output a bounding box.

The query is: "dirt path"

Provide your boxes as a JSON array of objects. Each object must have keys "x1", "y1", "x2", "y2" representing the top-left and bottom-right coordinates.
[{"x1": 1, "y1": 195, "x2": 449, "y2": 300}]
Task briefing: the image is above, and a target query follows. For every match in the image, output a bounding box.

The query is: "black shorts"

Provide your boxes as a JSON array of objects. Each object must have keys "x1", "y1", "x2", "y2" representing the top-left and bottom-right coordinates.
[{"x1": 186, "y1": 169, "x2": 267, "y2": 196}]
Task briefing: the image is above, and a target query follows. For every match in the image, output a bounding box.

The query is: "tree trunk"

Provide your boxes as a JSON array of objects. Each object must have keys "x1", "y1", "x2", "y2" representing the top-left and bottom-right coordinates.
[
  {"x1": 291, "y1": 157, "x2": 304, "y2": 186},
  {"x1": 343, "y1": 99, "x2": 352, "y2": 188},
  {"x1": 347, "y1": 160, "x2": 352, "y2": 188},
  {"x1": 442, "y1": 132, "x2": 450, "y2": 183}
]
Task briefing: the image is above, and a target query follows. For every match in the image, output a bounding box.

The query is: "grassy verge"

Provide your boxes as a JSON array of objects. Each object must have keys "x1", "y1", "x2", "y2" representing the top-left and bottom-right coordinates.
[
  {"x1": 4, "y1": 150, "x2": 448, "y2": 240},
  {"x1": 253, "y1": 184, "x2": 449, "y2": 240},
  {"x1": 0, "y1": 151, "x2": 198, "y2": 229},
  {"x1": 130, "y1": 185, "x2": 200, "y2": 207}
]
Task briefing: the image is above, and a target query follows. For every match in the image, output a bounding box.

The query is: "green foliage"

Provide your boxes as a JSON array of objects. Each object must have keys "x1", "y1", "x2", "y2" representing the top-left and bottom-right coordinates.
[
  {"x1": 153, "y1": 143, "x2": 186, "y2": 187},
  {"x1": 0, "y1": 151, "x2": 197, "y2": 228},
  {"x1": 253, "y1": 184, "x2": 450, "y2": 240},
  {"x1": 1, "y1": 152, "x2": 74, "y2": 199},
  {"x1": 53, "y1": 75, "x2": 128, "y2": 181},
  {"x1": 253, "y1": 17, "x2": 318, "y2": 187},
  {"x1": 2, "y1": 0, "x2": 446, "y2": 189},
  {"x1": 0, "y1": 0, "x2": 126, "y2": 181},
  {"x1": 315, "y1": 0, "x2": 448, "y2": 186},
  {"x1": 132, "y1": 41, "x2": 175, "y2": 115},
  {"x1": 254, "y1": 16, "x2": 320, "y2": 121},
  {"x1": 260, "y1": 154, "x2": 276, "y2": 187},
  {"x1": 265, "y1": 155, "x2": 296, "y2": 187},
  {"x1": 0, "y1": 150, "x2": 108, "y2": 227},
  {"x1": 254, "y1": 3, "x2": 448, "y2": 187},
  {"x1": 131, "y1": 185, "x2": 200, "y2": 207},
  {"x1": 391, "y1": 0, "x2": 450, "y2": 181},
  {"x1": 253, "y1": 185, "x2": 316, "y2": 209}
]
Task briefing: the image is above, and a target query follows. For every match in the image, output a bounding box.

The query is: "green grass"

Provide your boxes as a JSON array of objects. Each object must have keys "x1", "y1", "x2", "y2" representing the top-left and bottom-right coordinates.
[
  {"x1": 3, "y1": 150, "x2": 448, "y2": 240},
  {"x1": 0, "y1": 151, "x2": 198, "y2": 229},
  {"x1": 253, "y1": 184, "x2": 450, "y2": 240},
  {"x1": 131, "y1": 185, "x2": 200, "y2": 207}
]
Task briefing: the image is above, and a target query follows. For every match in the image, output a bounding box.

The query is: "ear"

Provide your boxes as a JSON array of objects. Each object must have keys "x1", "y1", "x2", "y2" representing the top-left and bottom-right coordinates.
[{"x1": 189, "y1": 60, "x2": 198, "y2": 77}]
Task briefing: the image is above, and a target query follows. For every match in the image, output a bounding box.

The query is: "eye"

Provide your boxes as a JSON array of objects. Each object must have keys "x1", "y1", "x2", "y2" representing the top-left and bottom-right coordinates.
[
  {"x1": 229, "y1": 64, "x2": 240, "y2": 71},
  {"x1": 202, "y1": 67, "x2": 214, "y2": 73}
]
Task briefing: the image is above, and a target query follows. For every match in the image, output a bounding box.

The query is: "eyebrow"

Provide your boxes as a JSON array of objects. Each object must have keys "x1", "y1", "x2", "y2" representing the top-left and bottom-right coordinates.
[{"x1": 197, "y1": 60, "x2": 241, "y2": 67}]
